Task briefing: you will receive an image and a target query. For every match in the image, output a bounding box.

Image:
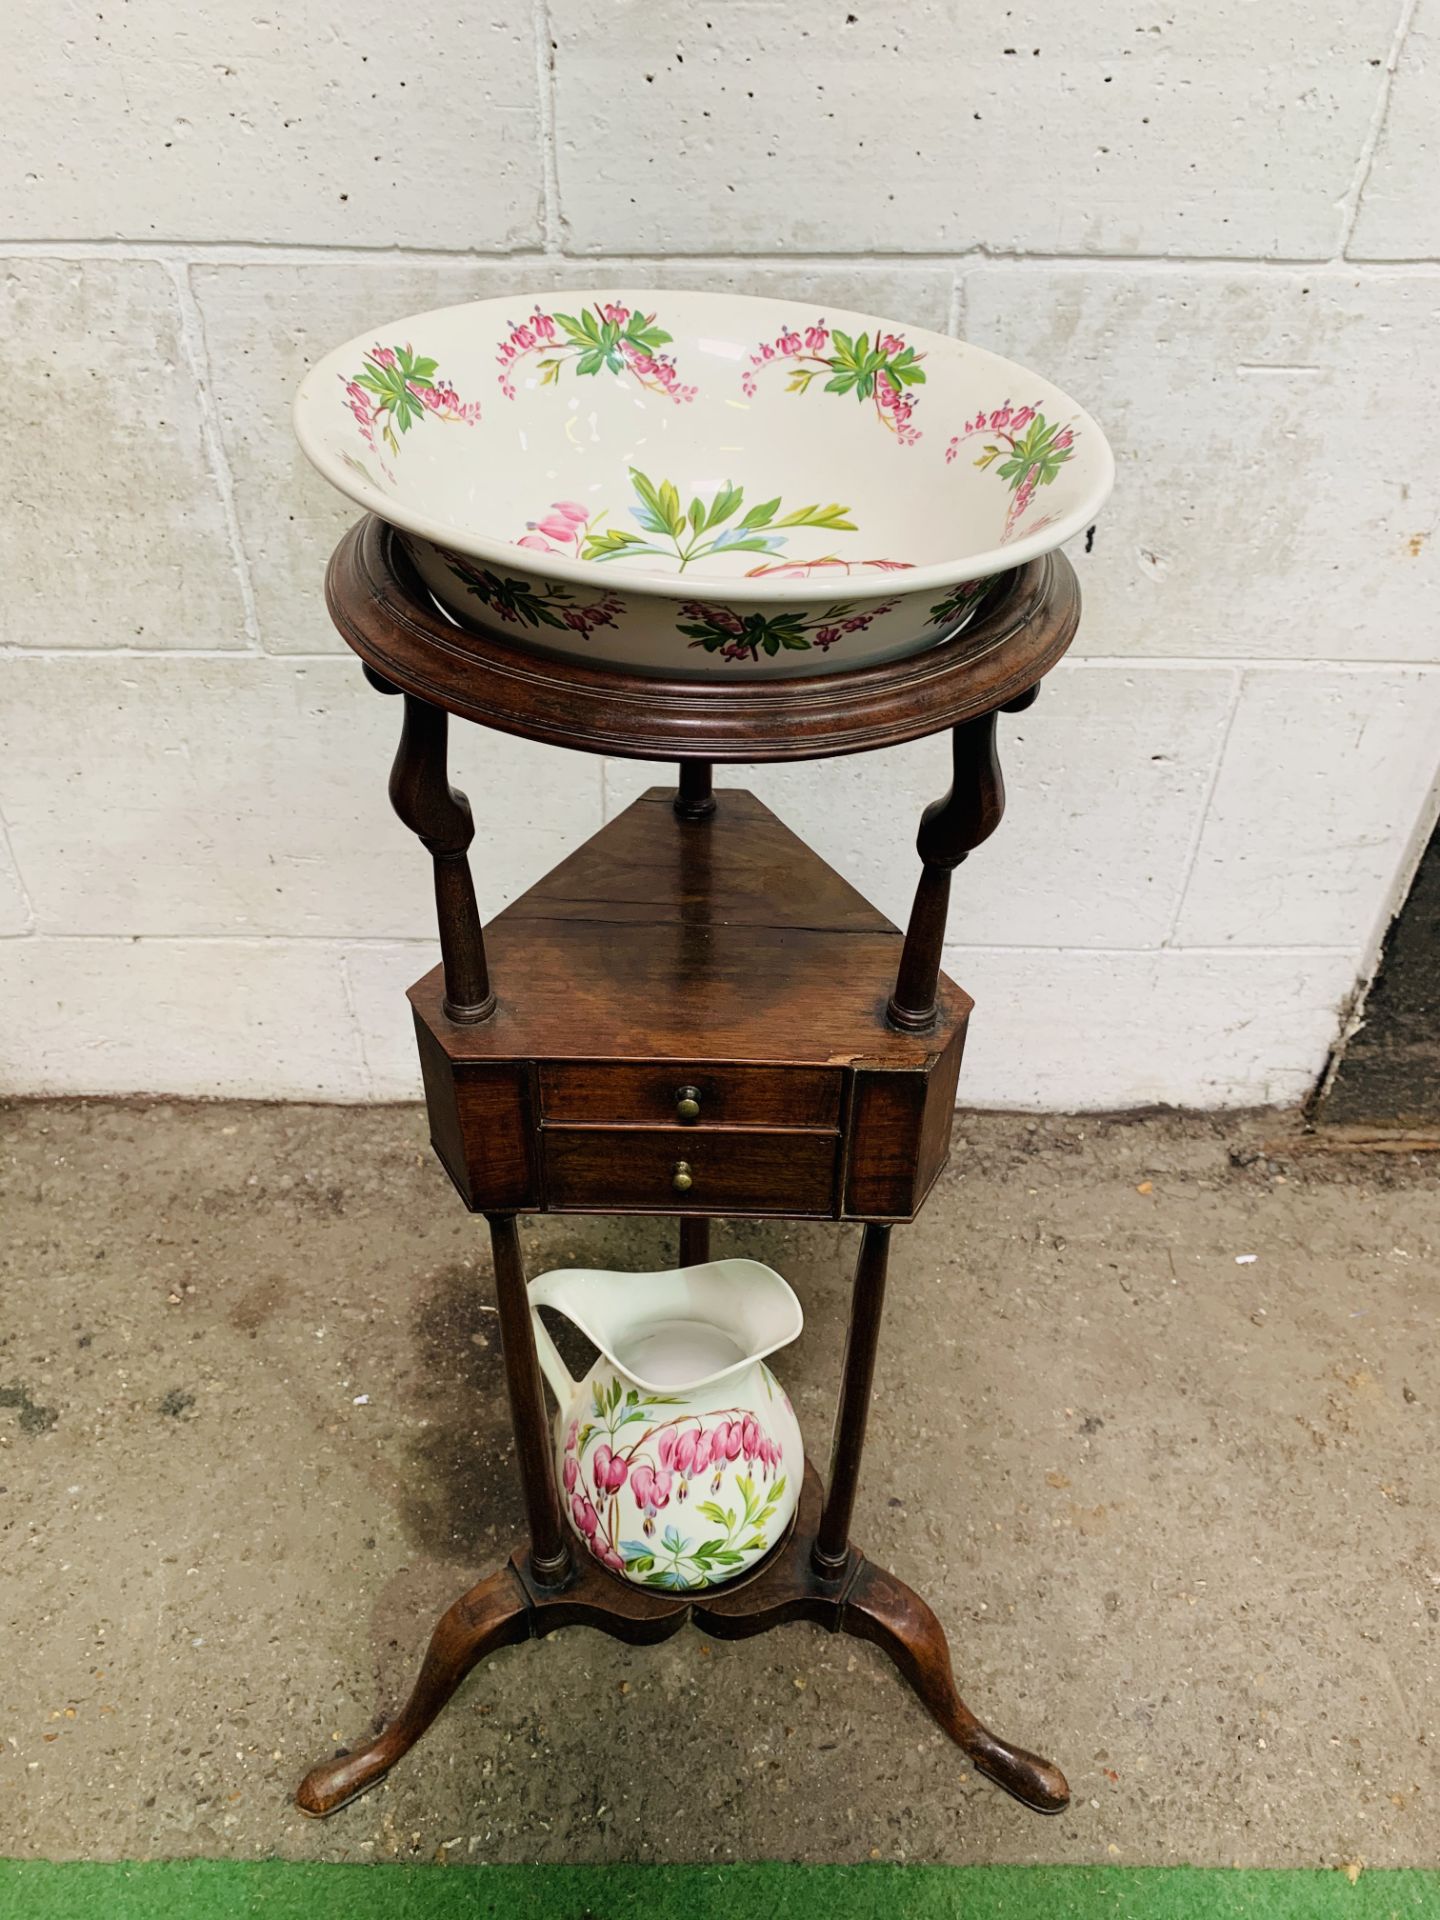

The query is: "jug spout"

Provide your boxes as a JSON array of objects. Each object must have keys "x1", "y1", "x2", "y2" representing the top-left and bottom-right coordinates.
[{"x1": 527, "y1": 1258, "x2": 802, "y2": 1398}]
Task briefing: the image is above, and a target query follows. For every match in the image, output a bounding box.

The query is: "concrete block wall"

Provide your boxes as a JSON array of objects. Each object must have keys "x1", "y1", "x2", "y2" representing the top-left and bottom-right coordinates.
[{"x1": 3, "y1": 1, "x2": 1438, "y2": 1109}]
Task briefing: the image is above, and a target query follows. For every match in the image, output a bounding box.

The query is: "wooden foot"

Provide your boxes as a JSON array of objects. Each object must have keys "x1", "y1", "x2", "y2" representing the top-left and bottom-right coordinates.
[
  {"x1": 841, "y1": 1558, "x2": 1070, "y2": 1814},
  {"x1": 295, "y1": 1550, "x2": 688, "y2": 1818},
  {"x1": 297, "y1": 1466, "x2": 1065, "y2": 1818},
  {"x1": 295, "y1": 1562, "x2": 531, "y2": 1817}
]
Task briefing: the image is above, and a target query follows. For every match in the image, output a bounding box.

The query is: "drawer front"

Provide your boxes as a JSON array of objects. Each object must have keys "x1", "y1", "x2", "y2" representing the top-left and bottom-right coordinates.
[
  {"x1": 538, "y1": 1062, "x2": 843, "y2": 1131},
  {"x1": 542, "y1": 1125, "x2": 838, "y2": 1216}
]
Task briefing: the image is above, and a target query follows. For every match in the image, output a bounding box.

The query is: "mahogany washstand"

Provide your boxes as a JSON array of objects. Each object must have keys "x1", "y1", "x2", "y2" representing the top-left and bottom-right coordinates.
[{"x1": 295, "y1": 517, "x2": 1081, "y2": 1818}]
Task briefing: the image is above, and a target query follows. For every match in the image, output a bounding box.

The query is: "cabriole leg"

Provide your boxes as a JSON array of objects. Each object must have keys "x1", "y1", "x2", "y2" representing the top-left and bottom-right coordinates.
[{"x1": 841, "y1": 1558, "x2": 1070, "y2": 1814}]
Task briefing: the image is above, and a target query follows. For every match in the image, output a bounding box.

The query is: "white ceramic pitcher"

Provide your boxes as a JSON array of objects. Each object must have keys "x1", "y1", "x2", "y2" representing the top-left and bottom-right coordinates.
[{"x1": 528, "y1": 1259, "x2": 805, "y2": 1591}]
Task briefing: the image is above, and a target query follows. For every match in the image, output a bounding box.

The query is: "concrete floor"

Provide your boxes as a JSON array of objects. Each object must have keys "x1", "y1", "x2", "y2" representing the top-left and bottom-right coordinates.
[{"x1": 0, "y1": 1099, "x2": 1436, "y2": 1870}]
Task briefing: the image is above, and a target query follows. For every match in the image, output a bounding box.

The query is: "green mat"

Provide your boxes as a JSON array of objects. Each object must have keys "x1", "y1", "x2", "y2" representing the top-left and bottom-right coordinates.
[{"x1": 1, "y1": 1862, "x2": 1436, "y2": 1918}]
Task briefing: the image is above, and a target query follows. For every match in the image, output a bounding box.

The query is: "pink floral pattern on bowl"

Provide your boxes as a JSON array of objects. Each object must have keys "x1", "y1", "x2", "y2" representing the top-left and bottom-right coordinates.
[
  {"x1": 495, "y1": 302, "x2": 697, "y2": 404},
  {"x1": 742, "y1": 556, "x2": 915, "y2": 580},
  {"x1": 927, "y1": 577, "x2": 994, "y2": 631},
  {"x1": 677, "y1": 596, "x2": 901, "y2": 665},
  {"x1": 516, "y1": 470, "x2": 866, "y2": 576},
  {"x1": 340, "y1": 343, "x2": 480, "y2": 482},
  {"x1": 741, "y1": 319, "x2": 926, "y2": 445},
  {"x1": 946, "y1": 402, "x2": 1078, "y2": 544},
  {"x1": 442, "y1": 551, "x2": 625, "y2": 639}
]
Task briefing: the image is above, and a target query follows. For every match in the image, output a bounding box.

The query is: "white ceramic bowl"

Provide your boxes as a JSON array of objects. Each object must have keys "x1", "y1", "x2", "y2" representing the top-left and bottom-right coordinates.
[{"x1": 294, "y1": 289, "x2": 1112, "y2": 679}]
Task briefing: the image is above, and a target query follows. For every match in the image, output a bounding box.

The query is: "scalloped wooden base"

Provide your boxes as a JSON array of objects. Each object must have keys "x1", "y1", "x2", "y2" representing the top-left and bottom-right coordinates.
[{"x1": 295, "y1": 1466, "x2": 1068, "y2": 1820}]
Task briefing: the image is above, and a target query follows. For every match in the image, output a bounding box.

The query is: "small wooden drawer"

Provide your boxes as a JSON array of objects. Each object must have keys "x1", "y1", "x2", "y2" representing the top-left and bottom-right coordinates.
[
  {"x1": 538, "y1": 1062, "x2": 843, "y2": 1131},
  {"x1": 541, "y1": 1124, "x2": 838, "y2": 1216}
]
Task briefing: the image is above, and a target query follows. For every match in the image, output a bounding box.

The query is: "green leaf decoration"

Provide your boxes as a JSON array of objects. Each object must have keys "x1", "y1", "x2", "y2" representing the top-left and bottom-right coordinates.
[
  {"x1": 771, "y1": 502, "x2": 856, "y2": 531},
  {"x1": 704, "y1": 483, "x2": 744, "y2": 530},
  {"x1": 658, "y1": 479, "x2": 684, "y2": 537},
  {"x1": 740, "y1": 497, "x2": 780, "y2": 530},
  {"x1": 582, "y1": 527, "x2": 652, "y2": 561}
]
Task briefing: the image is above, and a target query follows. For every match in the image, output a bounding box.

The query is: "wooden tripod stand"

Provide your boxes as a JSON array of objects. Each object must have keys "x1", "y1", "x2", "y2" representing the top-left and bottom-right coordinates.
[{"x1": 295, "y1": 518, "x2": 1080, "y2": 1819}]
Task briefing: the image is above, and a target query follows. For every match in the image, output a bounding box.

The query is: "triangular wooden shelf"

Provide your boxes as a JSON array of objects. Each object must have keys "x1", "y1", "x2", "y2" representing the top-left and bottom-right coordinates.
[{"x1": 409, "y1": 788, "x2": 970, "y2": 1221}]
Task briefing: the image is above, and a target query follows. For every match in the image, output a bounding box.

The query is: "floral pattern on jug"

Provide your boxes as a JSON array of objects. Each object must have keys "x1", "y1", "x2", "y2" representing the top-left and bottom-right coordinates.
[
  {"x1": 562, "y1": 1377, "x2": 792, "y2": 1588},
  {"x1": 495, "y1": 302, "x2": 697, "y2": 404},
  {"x1": 528, "y1": 1258, "x2": 806, "y2": 1591},
  {"x1": 741, "y1": 319, "x2": 927, "y2": 444},
  {"x1": 945, "y1": 402, "x2": 1078, "y2": 544}
]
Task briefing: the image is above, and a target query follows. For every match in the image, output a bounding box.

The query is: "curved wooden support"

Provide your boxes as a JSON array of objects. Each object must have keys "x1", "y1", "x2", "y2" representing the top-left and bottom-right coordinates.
[
  {"x1": 385, "y1": 688, "x2": 495, "y2": 1023},
  {"x1": 842, "y1": 1558, "x2": 1070, "y2": 1814},
  {"x1": 295, "y1": 1562, "x2": 530, "y2": 1817},
  {"x1": 297, "y1": 1464, "x2": 1065, "y2": 1818},
  {"x1": 887, "y1": 708, "x2": 1010, "y2": 1032}
]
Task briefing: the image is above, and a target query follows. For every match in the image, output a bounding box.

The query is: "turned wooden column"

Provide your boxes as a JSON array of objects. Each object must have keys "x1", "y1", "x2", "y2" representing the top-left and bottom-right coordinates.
[
  {"x1": 813, "y1": 1223, "x2": 892, "y2": 1576},
  {"x1": 488, "y1": 1214, "x2": 571, "y2": 1585},
  {"x1": 675, "y1": 759, "x2": 716, "y2": 820},
  {"x1": 678, "y1": 1216, "x2": 712, "y2": 1265},
  {"x1": 369, "y1": 669, "x2": 495, "y2": 1024}
]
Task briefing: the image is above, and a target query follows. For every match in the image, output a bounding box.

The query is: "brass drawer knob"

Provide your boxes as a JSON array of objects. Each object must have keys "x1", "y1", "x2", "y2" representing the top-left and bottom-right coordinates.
[
  {"x1": 672, "y1": 1160, "x2": 694, "y2": 1193},
  {"x1": 675, "y1": 1084, "x2": 702, "y2": 1122}
]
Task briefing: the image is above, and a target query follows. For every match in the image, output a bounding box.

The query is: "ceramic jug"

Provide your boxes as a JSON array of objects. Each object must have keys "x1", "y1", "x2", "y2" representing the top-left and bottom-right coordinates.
[{"x1": 528, "y1": 1259, "x2": 805, "y2": 1591}]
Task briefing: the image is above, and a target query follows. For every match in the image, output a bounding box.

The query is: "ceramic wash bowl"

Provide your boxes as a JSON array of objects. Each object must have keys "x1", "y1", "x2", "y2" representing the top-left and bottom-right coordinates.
[{"x1": 294, "y1": 289, "x2": 1113, "y2": 679}]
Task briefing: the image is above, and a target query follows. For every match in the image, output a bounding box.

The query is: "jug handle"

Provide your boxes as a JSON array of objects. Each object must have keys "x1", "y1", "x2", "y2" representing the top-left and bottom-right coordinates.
[{"x1": 525, "y1": 1273, "x2": 579, "y2": 1411}]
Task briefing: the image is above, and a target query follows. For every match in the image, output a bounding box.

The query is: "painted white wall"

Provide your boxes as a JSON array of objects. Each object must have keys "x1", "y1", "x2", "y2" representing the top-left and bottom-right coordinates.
[{"x1": 3, "y1": 1, "x2": 1438, "y2": 1109}]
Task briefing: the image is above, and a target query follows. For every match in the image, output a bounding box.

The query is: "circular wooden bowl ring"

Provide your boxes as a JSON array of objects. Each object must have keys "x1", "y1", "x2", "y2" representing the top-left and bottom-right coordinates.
[{"x1": 327, "y1": 516, "x2": 1081, "y2": 764}]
